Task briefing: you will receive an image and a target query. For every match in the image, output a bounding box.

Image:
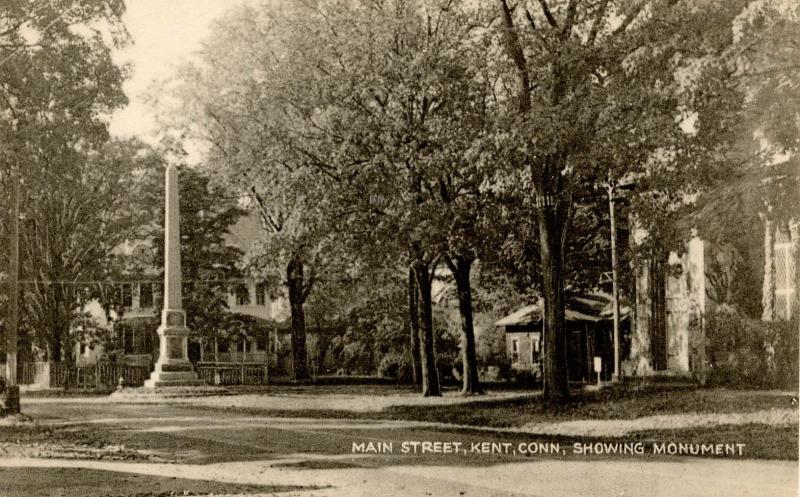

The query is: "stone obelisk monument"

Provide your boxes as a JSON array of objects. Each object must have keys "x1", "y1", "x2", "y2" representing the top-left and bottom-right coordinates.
[{"x1": 144, "y1": 164, "x2": 204, "y2": 388}]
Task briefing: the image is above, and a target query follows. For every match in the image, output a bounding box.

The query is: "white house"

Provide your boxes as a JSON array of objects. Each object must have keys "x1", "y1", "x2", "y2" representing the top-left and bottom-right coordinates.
[{"x1": 73, "y1": 213, "x2": 293, "y2": 368}]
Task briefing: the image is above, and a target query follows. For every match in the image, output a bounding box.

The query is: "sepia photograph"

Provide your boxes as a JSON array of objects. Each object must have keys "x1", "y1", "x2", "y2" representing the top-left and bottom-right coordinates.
[{"x1": 0, "y1": 0, "x2": 797, "y2": 496}]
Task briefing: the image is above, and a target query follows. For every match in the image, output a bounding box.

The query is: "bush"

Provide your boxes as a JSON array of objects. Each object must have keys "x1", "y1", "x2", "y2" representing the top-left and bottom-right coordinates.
[
  {"x1": 377, "y1": 351, "x2": 412, "y2": 382},
  {"x1": 495, "y1": 356, "x2": 512, "y2": 381},
  {"x1": 510, "y1": 367, "x2": 540, "y2": 386},
  {"x1": 705, "y1": 308, "x2": 798, "y2": 389},
  {"x1": 476, "y1": 326, "x2": 507, "y2": 367}
]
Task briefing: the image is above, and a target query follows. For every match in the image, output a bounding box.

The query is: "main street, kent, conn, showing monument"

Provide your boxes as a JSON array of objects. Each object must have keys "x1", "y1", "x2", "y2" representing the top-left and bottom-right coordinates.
[{"x1": 0, "y1": 1, "x2": 797, "y2": 496}]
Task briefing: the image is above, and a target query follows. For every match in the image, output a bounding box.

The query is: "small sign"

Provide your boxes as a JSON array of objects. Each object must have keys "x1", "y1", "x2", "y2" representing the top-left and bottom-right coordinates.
[{"x1": 593, "y1": 356, "x2": 602, "y2": 373}]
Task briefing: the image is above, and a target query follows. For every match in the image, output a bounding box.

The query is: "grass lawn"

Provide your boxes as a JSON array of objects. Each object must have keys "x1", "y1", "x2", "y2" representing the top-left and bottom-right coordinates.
[
  {"x1": 197, "y1": 384, "x2": 796, "y2": 426},
  {"x1": 381, "y1": 385, "x2": 797, "y2": 426}
]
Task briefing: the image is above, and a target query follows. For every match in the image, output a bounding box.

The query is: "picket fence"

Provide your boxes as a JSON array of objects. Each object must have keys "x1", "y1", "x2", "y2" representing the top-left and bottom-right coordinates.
[
  {"x1": 19, "y1": 362, "x2": 149, "y2": 389},
  {"x1": 196, "y1": 362, "x2": 269, "y2": 385},
  {"x1": 17, "y1": 361, "x2": 272, "y2": 388}
]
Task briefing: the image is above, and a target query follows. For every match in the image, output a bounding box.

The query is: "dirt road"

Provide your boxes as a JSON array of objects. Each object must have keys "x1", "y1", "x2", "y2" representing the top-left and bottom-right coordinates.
[{"x1": 0, "y1": 399, "x2": 794, "y2": 497}]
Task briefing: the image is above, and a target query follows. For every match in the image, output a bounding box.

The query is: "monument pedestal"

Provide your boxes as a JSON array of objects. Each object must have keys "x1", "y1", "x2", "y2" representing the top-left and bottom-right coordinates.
[{"x1": 144, "y1": 309, "x2": 205, "y2": 388}]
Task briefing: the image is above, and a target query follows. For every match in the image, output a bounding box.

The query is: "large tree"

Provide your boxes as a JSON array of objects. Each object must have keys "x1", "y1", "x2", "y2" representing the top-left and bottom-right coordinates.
[
  {"x1": 275, "y1": 0, "x2": 498, "y2": 395},
  {"x1": 17, "y1": 139, "x2": 156, "y2": 361},
  {"x1": 157, "y1": 11, "x2": 337, "y2": 379},
  {"x1": 491, "y1": 0, "x2": 747, "y2": 400},
  {"x1": 0, "y1": 0, "x2": 130, "y2": 362}
]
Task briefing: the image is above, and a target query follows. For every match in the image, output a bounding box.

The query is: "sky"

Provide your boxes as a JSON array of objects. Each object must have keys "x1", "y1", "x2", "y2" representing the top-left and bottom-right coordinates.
[{"x1": 109, "y1": 0, "x2": 250, "y2": 140}]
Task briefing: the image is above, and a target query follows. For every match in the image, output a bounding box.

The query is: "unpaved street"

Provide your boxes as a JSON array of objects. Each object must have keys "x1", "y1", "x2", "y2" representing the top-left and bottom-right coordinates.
[{"x1": 0, "y1": 399, "x2": 794, "y2": 497}]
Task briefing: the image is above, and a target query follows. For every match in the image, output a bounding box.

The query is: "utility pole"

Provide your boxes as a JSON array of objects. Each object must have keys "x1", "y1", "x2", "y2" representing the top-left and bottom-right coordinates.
[
  {"x1": 608, "y1": 182, "x2": 621, "y2": 382},
  {"x1": 2, "y1": 173, "x2": 21, "y2": 415},
  {"x1": 6, "y1": 176, "x2": 19, "y2": 387}
]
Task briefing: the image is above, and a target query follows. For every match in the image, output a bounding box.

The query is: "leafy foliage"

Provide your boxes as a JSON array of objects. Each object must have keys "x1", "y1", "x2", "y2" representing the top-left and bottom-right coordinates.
[
  {"x1": 11, "y1": 139, "x2": 157, "y2": 360},
  {"x1": 0, "y1": 0, "x2": 131, "y2": 361},
  {"x1": 704, "y1": 307, "x2": 798, "y2": 388}
]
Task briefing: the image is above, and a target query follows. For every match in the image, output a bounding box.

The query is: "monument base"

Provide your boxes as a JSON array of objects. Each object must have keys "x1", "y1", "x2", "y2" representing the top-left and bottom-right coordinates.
[
  {"x1": 144, "y1": 319, "x2": 206, "y2": 388},
  {"x1": 144, "y1": 360, "x2": 205, "y2": 388}
]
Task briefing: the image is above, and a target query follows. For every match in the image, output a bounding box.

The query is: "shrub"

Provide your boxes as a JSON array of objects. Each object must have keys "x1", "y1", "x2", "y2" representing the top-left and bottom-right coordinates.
[
  {"x1": 510, "y1": 367, "x2": 540, "y2": 386},
  {"x1": 705, "y1": 308, "x2": 798, "y2": 389},
  {"x1": 495, "y1": 356, "x2": 513, "y2": 381},
  {"x1": 377, "y1": 351, "x2": 412, "y2": 381},
  {"x1": 476, "y1": 326, "x2": 507, "y2": 367}
]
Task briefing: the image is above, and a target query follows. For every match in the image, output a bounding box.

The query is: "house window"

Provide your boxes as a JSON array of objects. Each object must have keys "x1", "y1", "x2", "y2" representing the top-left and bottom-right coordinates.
[
  {"x1": 121, "y1": 284, "x2": 133, "y2": 307},
  {"x1": 235, "y1": 284, "x2": 250, "y2": 306},
  {"x1": 774, "y1": 242, "x2": 795, "y2": 320},
  {"x1": 256, "y1": 282, "x2": 266, "y2": 306},
  {"x1": 139, "y1": 283, "x2": 153, "y2": 308},
  {"x1": 531, "y1": 335, "x2": 541, "y2": 364},
  {"x1": 511, "y1": 338, "x2": 519, "y2": 361}
]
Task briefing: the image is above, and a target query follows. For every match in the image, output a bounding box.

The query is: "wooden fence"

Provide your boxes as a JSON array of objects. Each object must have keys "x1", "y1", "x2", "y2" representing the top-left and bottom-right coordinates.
[
  {"x1": 197, "y1": 363, "x2": 268, "y2": 385},
  {"x1": 19, "y1": 361, "x2": 272, "y2": 388},
  {"x1": 19, "y1": 362, "x2": 150, "y2": 389},
  {"x1": 95, "y1": 363, "x2": 150, "y2": 388}
]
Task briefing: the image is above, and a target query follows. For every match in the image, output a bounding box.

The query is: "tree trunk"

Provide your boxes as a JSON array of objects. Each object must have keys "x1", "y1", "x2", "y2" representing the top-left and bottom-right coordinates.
[
  {"x1": 286, "y1": 257, "x2": 310, "y2": 381},
  {"x1": 496, "y1": 0, "x2": 572, "y2": 401},
  {"x1": 413, "y1": 261, "x2": 440, "y2": 396},
  {"x1": 537, "y1": 205, "x2": 570, "y2": 401},
  {"x1": 408, "y1": 267, "x2": 422, "y2": 385},
  {"x1": 50, "y1": 333, "x2": 63, "y2": 363},
  {"x1": 49, "y1": 299, "x2": 67, "y2": 364},
  {"x1": 447, "y1": 256, "x2": 481, "y2": 395}
]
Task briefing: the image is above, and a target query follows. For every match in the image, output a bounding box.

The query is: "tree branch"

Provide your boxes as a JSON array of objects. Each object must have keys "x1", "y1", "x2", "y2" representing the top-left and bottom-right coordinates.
[
  {"x1": 524, "y1": 8, "x2": 537, "y2": 31},
  {"x1": 496, "y1": 0, "x2": 531, "y2": 113},
  {"x1": 537, "y1": 0, "x2": 559, "y2": 29},
  {"x1": 587, "y1": 0, "x2": 609, "y2": 45},
  {"x1": 560, "y1": 0, "x2": 578, "y2": 40}
]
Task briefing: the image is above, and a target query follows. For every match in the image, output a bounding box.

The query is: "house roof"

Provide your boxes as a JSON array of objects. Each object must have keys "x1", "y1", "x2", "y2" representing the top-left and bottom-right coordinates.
[
  {"x1": 226, "y1": 213, "x2": 265, "y2": 254},
  {"x1": 495, "y1": 292, "x2": 630, "y2": 328},
  {"x1": 495, "y1": 303, "x2": 540, "y2": 327}
]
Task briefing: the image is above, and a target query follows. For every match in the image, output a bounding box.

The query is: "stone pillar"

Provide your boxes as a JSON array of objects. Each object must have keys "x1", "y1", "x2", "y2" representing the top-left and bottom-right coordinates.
[{"x1": 144, "y1": 164, "x2": 204, "y2": 388}]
